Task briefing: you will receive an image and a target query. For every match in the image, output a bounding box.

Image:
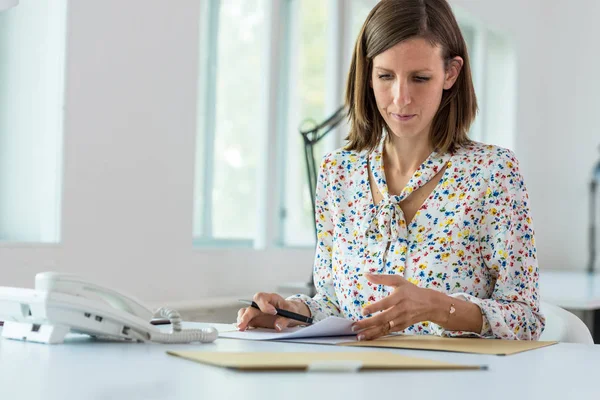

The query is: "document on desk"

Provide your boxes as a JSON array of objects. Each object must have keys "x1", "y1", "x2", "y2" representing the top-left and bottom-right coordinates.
[
  {"x1": 340, "y1": 335, "x2": 558, "y2": 356},
  {"x1": 167, "y1": 351, "x2": 486, "y2": 372},
  {"x1": 218, "y1": 316, "x2": 355, "y2": 341}
]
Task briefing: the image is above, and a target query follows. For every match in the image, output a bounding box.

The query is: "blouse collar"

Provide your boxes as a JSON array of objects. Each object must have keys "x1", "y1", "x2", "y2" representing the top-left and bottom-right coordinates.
[{"x1": 368, "y1": 132, "x2": 452, "y2": 204}]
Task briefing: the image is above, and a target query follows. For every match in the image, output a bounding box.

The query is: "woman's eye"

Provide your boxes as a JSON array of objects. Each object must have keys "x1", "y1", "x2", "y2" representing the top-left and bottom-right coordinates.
[
  {"x1": 377, "y1": 74, "x2": 392, "y2": 80},
  {"x1": 414, "y1": 76, "x2": 431, "y2": 82}
]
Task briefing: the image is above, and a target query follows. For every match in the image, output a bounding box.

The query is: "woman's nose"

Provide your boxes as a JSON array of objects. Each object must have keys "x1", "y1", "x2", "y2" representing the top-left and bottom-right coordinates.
[{"x1": 392, "y1": 80, "x2": 411, "y2": 107}]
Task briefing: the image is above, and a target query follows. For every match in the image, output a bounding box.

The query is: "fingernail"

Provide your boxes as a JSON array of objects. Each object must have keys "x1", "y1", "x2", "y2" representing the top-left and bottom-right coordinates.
[
  {"x1": 357, "y1": 334, "x2": 365, "y2": 341},
  {"x1": 351, "y1": 325, "x2": 360, "y2": 332},
  {"x1": 275, "y1": 323, "x2": 282, "y2": 331},
  {"x1": 270, "y1": 309, "x2": 278, "y2": 315},
  {"x1": 362, "y1": 309, "x2": 370, "y2": 315}
]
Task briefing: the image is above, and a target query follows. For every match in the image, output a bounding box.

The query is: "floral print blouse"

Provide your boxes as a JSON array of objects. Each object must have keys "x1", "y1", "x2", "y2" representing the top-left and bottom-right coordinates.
[{"x1": 292, "y1": 134, "x2": 545, "y2": 340}]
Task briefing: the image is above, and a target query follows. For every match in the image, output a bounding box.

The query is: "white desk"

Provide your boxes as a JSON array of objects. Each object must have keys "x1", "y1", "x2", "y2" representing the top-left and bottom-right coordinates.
[
  {"x1": 540, "y1": 270, "x2": 600, "y2": 342},
  {"x1": 1, "y1": 322, "x2": 599, "y2": 400}
]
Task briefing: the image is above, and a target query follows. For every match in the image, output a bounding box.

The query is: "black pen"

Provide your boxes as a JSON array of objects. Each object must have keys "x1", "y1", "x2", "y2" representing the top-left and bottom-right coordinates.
[{"x1": 239, "y1": 300, "x2": 313, "y2": 325}]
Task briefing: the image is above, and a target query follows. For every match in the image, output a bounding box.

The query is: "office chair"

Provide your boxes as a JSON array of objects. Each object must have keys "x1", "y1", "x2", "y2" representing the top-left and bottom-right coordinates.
[{"x1": 539, "y1": 301, "x2": 593, "y2": 344}]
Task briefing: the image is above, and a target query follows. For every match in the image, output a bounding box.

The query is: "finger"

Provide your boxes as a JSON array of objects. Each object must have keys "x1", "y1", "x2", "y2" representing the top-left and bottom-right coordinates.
[
  {"x1": 246, "y1": 314, "x2": 278, "y2": 329},
  {"x1": 236, "y1": 307, "x2": 256, "y2": 330},
  {"x1": 352, "y1": 307, "x2": 400, "y2": 332},
  {"x1": 237, "y1": 307, "x2": 261, "y2": 331},
  {"x1": 387, "y1": 317, "x2": 408, "y2": 334},
  {"x1": 357, "y1": 317, "x2": 410, "y2": 340},
  {"x1": 239, "y1": 308, "x2": 278, "y2": 330},
  {"x1": 253, "y1": 292, "x2": 279, "y2": 315},
  {"x1": 365, "y1": 273, "x2": 406, "y2": 287},
  {"x1": 236, "y1": 308, "x2": 245, "y2": 325},
  {"x1": 356, "y1": 322, "x2": 391, "y2": 341},
  {"x1": 273, "y1": 316, "x2": 291, "y2": 332}
]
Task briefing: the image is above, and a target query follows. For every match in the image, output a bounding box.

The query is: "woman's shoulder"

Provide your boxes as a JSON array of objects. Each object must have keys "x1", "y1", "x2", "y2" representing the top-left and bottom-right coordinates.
[
  {"x1": 320, "y1": 146, "x2": 368, "y2": 171},
  {"x1": 453, "y1": 141, "x2": 520, "y2": 174}
]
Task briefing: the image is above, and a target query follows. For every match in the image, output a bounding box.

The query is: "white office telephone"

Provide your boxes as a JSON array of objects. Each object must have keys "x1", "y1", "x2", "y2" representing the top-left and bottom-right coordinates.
[{"x1": 0, "y1": 272, "x2": 218, "y2": 344}]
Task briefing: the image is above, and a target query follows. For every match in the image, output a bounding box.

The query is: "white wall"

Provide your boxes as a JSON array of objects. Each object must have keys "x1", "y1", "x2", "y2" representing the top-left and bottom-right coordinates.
[
  {"x1": 539, "y1": 0, "x2": 600, "y2": 272},
  {"x1": 0, "y1": 0, "x2": 597, "y2": 304}
]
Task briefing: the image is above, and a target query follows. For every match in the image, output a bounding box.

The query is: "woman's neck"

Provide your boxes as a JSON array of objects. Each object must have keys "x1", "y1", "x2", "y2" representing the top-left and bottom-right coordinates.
[{"x1": 384, "y1": 133, "x2": 433, "y2": 177}]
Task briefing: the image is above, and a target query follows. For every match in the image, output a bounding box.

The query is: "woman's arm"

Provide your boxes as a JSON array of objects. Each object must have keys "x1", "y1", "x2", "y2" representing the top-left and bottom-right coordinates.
[
  {"x1": 348, "y1": 273, "x2": 485, "y2": 340},
  {"x1": 287, "y1": 154, "x2": 343, "y2": 321},
  {"x1": 440, "y1": 149, "x2": 545, "y2": 339}
]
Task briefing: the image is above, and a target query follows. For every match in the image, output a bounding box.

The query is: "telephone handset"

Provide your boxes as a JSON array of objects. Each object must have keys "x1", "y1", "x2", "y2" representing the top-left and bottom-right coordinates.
[{"x1": 0, "y1": 272, "x2": 218, "y2": 344}]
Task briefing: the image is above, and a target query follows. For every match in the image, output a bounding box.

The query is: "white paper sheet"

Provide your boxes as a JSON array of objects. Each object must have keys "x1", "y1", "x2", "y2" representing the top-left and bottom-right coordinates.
[
  {"x1": 280, "y1": 336, "x2": 358, "y2": 345},
  {"x1": 218, "y1": 316, "x2": 356, "y2": 341}
]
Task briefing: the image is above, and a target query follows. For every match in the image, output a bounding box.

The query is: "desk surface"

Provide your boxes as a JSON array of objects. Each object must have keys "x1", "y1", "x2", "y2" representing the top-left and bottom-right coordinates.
[
  {"x1": 540, "y1": 270, "x2": 600, "y2": 310},
  {"x1": 1, "y1": 322, "x2": 599, "y2": 400}
]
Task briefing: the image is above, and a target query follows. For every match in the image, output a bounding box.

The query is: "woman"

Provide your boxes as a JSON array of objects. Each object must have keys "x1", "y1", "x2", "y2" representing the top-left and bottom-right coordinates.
[{"x1": 237, "y1": 0, "x2": 544, "y2": 341}]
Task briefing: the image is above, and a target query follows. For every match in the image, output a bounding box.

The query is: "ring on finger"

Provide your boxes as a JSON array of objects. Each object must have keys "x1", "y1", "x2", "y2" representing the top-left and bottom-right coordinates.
[
  {"x1": 382, "y1": 320, "x2": 394, "y2": 336},
  {"x1": 382, "y1": 322, "x2": 390, "y2": 335}
]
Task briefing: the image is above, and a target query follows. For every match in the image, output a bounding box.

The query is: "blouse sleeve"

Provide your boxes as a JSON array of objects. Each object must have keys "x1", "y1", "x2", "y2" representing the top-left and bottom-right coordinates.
[
  {"x1": 286, "y1": 154, "x2": 343, "y2": 321},
  {"x1": 444, "y1": 149, "x2": 545, "y2": 340}
]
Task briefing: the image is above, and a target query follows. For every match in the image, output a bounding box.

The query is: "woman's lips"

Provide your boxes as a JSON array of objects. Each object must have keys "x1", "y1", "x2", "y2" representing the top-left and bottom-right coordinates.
[{"x1": 391, "y1": 113, "x2": 416, "y2": 122}]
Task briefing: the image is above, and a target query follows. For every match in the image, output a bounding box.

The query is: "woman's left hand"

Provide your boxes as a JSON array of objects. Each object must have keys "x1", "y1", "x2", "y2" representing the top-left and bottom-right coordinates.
[{"x1": 351, "y1": 273, "x2": 438, "y2": 341}]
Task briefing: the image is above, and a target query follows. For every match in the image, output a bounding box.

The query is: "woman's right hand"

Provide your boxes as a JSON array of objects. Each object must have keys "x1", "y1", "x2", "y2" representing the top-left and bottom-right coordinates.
[{"x1": 236, "y1": 292, "x2": 311, "y2": 332}]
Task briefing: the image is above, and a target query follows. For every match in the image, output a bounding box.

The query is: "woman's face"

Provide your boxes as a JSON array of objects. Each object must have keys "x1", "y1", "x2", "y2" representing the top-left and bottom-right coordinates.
[{"x1": 371, "y1": 37, "x2": 462, "y2": 143}]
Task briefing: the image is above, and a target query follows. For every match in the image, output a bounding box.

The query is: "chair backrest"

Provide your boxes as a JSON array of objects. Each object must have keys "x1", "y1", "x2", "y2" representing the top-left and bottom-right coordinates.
[{"x1": 539, "y1": 301, "x2": 593, "y2": 344}]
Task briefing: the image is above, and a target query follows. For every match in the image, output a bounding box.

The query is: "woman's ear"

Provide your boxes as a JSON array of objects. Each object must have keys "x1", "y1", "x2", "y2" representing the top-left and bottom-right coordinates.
[{"x1": 443, "y1": 56, "x2": 463, "y2": 90}]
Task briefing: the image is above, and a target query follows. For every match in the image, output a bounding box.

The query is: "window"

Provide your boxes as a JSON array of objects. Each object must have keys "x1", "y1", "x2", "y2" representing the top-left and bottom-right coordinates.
[
  {"x1": 455, "y1": 8, "x2": 517, "y2": 148},
  {"x1": 0, "y1": 0, "x2": 67, "y2": 242},
  {"x1": 458, "y1": 20, "x2": 482, "y2": 141},
  {"x1": 195, "y1": 0, "x2": 344, "y2": 248},
  {"x1": 280, "y1": 0, "x2": 330, "y2": 247},
  {"x1": 481, "y1": 31, "x2": 516, "y2": 150},
  {"x1": 350, "y1": 0, "x2": 378, "y2": 46},
  {"x1": 194, "y1": 0, "x2": 269, "y2": 245}
]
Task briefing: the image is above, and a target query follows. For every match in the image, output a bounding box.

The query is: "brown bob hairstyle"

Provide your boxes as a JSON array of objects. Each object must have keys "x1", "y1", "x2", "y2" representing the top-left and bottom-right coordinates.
[{"x1": 345, "y1": 0, "x2": 477, "y2": 154}]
